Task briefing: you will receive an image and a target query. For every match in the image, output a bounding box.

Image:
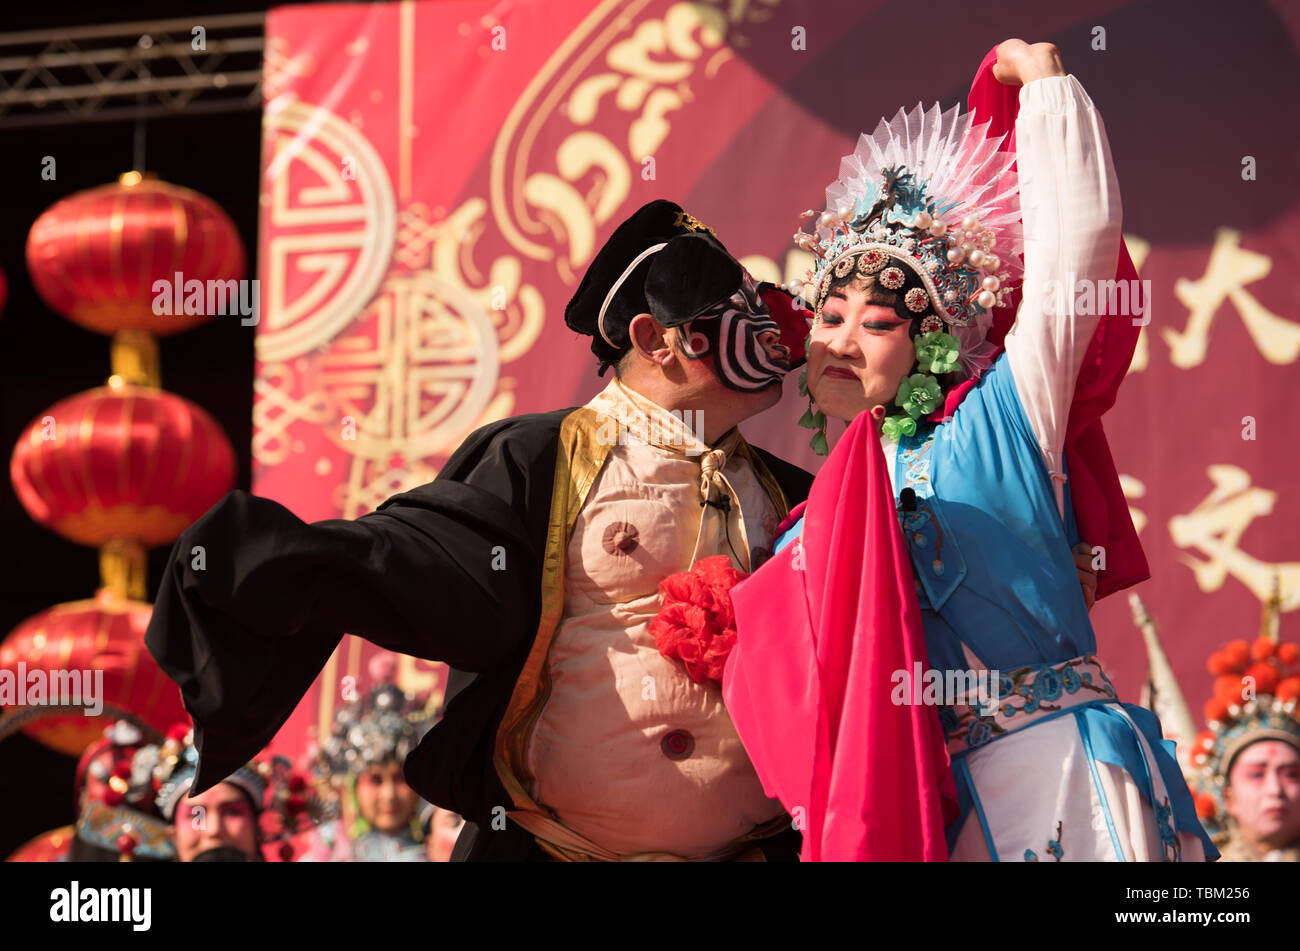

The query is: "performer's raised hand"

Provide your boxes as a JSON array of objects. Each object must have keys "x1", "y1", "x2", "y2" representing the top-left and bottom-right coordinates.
[{"x1": 992, "y1": 39, "x2": 1066, "y2": 86}]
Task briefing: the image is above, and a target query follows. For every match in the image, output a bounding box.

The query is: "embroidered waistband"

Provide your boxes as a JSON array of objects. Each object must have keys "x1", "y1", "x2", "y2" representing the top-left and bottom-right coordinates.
[{"x1": 940, "y1": 655, "x2": 1119, "y2": 757}]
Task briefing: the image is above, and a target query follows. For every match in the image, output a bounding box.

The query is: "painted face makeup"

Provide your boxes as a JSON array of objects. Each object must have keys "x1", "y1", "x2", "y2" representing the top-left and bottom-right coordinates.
[{"x1": 677, "y1": 275, "x2": 791, "y2": 392}]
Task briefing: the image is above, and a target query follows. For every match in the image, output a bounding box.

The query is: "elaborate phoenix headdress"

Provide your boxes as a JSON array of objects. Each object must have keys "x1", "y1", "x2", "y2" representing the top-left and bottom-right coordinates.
[{"x1": 796, "y1": 101, "x2": 1023, "y2": 382}]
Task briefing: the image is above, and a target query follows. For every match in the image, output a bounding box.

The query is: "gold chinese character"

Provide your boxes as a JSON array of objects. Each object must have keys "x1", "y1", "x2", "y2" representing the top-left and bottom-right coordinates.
[
  {"x1": 1168, "y1": 465, "x2": 1300, "y2": 609},
  {"x1": 1164, "y1": 228, "x2": 1300, "y2": 369}
]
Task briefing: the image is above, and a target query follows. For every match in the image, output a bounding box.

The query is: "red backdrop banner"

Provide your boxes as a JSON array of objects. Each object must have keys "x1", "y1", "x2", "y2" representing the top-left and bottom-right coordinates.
[{"x1": 255, "y1": 0, "x2": 1300, "y2": 765}]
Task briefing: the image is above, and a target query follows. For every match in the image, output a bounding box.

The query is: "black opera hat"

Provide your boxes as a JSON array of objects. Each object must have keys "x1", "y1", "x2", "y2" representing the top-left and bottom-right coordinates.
[{"x1": 565, "y1": 199, "x2": 743, "y2": 372}]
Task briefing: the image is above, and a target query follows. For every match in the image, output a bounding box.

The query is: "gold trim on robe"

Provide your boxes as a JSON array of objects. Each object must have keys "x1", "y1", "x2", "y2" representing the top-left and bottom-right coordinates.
[{"x1": 491, "y1": 400, "x2": 794, "y2": 861}]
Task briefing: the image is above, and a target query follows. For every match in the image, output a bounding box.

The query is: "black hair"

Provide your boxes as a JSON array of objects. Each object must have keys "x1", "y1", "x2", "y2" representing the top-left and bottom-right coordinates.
[
  {"x1": 611, "y1": 347, "x2": 633, "y2": 379},
  {"x1": 823, "y1": 267, "x2": 931, "y2": 337}
]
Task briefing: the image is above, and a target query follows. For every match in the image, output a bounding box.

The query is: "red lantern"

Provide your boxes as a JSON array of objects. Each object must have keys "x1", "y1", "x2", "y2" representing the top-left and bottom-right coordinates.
[
  {"x1": 0, "y1": 590, "x2": 187, "y2": 756},
  {"x1": 11, "y1": 384, "x2": 235, "y2": 550},
  {"x1": 26, "y1": 173, "x2": 245, "y2": 337},
  {"x1": 7, "y1": 175, "x2": 242, "y2": 766}
]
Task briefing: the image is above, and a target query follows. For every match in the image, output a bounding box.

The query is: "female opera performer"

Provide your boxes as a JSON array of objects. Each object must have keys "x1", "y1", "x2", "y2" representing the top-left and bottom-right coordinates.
[{"x1": 720, "y1": 40, "x2": 1218, "y2": 862}]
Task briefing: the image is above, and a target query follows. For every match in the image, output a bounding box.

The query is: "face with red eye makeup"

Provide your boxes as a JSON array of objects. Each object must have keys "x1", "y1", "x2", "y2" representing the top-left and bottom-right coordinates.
[
  {"x1": 173, "y1": 782, "x2": 260, "y2": 862},
  {"x1": 807, "y1": 274, "x2": 918, "y2": 422},
  {"x1": 1224, "y1": 740, "x2": 1300, "y2": 854}
]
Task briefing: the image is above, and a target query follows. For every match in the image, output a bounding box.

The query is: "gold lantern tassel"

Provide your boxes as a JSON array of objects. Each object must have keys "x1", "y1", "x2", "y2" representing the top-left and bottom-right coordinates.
[
  {"x1": 110, "y1": 329, "x2": 160, "y2": 388},
  {"x1": 100, "y1": 538, "x2": 147, "y2": 601}
]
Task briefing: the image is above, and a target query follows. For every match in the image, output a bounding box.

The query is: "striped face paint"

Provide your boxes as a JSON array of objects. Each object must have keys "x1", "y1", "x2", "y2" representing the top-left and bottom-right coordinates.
[{"x1": 677, "y1": 276, "x2": 791, "y2": 392}]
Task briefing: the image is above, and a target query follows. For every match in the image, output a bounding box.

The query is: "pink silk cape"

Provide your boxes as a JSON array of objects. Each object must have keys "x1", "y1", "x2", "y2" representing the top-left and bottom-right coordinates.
[{"x1": 726, "y1": 412, "x2": 955, "y2": 861}]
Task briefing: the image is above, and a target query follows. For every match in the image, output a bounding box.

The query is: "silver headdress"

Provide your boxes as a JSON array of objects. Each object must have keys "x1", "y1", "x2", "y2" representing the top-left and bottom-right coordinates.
[
  {"x1": 317, "y1": 663, "x2": 436, "y2": 778},
  {"x1": 797, "y1": 101, "x2": 1023, "y2": 382}
]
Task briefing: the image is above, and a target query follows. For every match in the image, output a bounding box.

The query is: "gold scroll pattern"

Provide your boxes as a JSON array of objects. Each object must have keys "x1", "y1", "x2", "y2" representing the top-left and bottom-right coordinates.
[
  {"x1": 258, "y1": 4, "x2": 781, "y2": 518},
  {"x1": 257, "y1": 97, "x2": 542, "y2": 514},
  {"x1": 322, "y1": 267, "x2": 514, "y2": 518},
  {"x1": 1116, "y1": 228, "x2": 1296, "y2": 615},
  {"x1": 1169, "y1": 466, "x2": 1300, "y2": 612},
  {"x1": 489, "y1": 0, "x2": 781, "y2": 281},
  {"x1": 319, "y1": 196, "x2": 545, "y2": 517},
  {"x1": 259, "y1": 98, "x2": 398, "y2": 364},
  {"x1": 1126, "y1": 229, "x2": 1300, "y2": 376}
]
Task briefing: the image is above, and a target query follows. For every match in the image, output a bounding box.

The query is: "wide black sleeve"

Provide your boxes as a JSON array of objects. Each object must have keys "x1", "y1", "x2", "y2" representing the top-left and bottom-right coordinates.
[
  {"x1": 750, "y1": 444, "x2": 814, "y2": 509},
  {"x1": 144, "y1": 408, "x2": 574, "y2": 794}
]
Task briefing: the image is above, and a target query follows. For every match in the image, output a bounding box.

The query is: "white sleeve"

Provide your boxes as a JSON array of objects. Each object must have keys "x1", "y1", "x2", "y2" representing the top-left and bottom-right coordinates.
[{"x1": 1003, "y1": 74, "x2": 1123, "y2": 520}]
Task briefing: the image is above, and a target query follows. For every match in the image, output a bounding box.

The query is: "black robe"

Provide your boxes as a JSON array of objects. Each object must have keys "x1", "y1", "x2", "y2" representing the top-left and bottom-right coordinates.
[{"x1": 145, "y1": 407, "x2": 814, "y2": 861}]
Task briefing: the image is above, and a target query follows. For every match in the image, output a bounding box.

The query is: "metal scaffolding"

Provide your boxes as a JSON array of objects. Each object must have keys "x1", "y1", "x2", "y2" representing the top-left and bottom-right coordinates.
[{"x1": 0, "y1": 12, "x2": 266, "y2": 129}]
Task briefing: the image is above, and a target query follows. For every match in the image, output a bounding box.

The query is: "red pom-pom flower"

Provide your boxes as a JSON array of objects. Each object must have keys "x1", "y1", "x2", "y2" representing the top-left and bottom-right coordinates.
[
  {"x1": 1277, "y1": 677, "x2": 1300, "y2": 704},
  {"x1": 1224, "y1": 640, "x2": 1251, "y2": 669},
  {"x1": 1194, "y1": 793, "x2": 1218, "y2": 820},
  {"x1": 1247, "y1": 661, "x2": 1281, "y2": 697},
  {"x1": 1207, "y1": 651, "x2": 1235, "y2": 676},
  {"x1": 649, "y1": 555, "x2": 748, "y2": 683}
]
